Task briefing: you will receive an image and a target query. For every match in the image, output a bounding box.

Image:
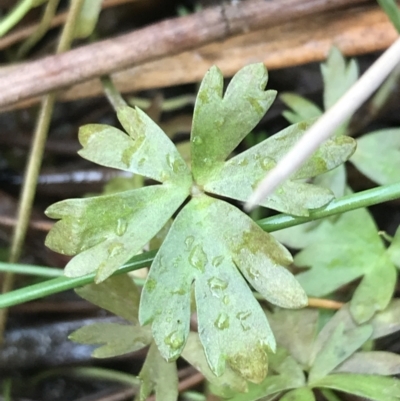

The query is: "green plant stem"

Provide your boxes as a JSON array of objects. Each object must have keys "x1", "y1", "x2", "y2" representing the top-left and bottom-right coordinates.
[
  {"x1": 0, "y1": 183, "x2": 400, "y2": 309},
  {"x1": 377, "y1": 0, "x2": 400, "y2": 32},
  {"x1": 31, "y1": 367, "x2": 140, "y2": 387},
  {"x1": 0, "y1": 0, "x2": 37, "y2": 38},
  {"x1": 0, "y1": 251, "x2": 156, "y2": 308},
  {"x1": 0, "y1": 262, "x2": 63, "y2": 277},
  {"x1": 0, "y1": 0, "x2": 85, "y2": 340},
  {"x1": 17, "y1": 0, "x2": 61, "y2": 59},
  {"x1": 101, "y1": 75, "x2": 128, "y2": 111}
]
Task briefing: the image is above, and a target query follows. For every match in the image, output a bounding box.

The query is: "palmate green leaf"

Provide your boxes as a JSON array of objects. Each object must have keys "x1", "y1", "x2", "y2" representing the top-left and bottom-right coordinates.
[
  {"x1": 313, "y1": 374, "x2": 400, "y2": 401},
  {"x1": 351, "y1": 128, "x2": 400, "y2": 185},
  {"x1": 45, "y1": 184, "x2": 188, "y2": 282},
  {"x1": 69, "y1": 322, "x2": 151, "y2": 358},
  {"x1": 295, "y1": 193, "x2": 397, "y2": 323},
  {"x1": 191, "y1": 64, "x2": 276, "y2": 184},
  {"x1": 135, "y1": 342, "x2": 178, "y2": 401},
  {"x1": 182, "y1": 332, "x2": 248, "y2": 397},
  {"x1": 203, "y1": 121, "x2": 355, "y2": 215},
  {"x1": 139, "y1": 194, "x2": 307, "y2": 383}
]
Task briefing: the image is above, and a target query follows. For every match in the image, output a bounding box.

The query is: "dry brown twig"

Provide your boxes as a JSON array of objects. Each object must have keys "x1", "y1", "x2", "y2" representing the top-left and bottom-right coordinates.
[{"x1": 0, "y1": 0, "x2": 370, "y2": 108}]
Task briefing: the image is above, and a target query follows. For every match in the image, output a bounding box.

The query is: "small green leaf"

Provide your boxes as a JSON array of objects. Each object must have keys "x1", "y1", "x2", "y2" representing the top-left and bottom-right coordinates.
[
  {"x1": 335, "y1": 351, "x2": 400, "y2": 375},
  {"x1": 203, "y1": 122, "x2": 355, "y2": 215},
  {"x1": 321, "y1": 47, "x2": 358, "y2": 110},
  {"x1": 371, "y1": 299, "x2": 400, "y2": 339},
  {"x1": 351, "y1": 129, "x2": 400, "y2": 185},
  {"x1": 313, "y1": 374, "x2": 400, "y2": 401},
  {"x1": 350, "y1": 252, "x2": 397, "y2": 323},
  {"x1": 135, "y1": 342, "x2": 178, "y2": 401},
  {"x1": 75, "y1": 275, "x2": 140, "y2": 324},
  {"x1": 280, "y1": 93, "x2": 322, "y2": 124},
  {"x1": 295, "y1": 194, "x2": 397, "y2": 322},
  {"x1": 46, "y1": 185, "x2": 187, "y2": 282},
  {"x1": 182, "y1": 332, "x2": 248, "y2": 397},
  {"x1": 279, "y1": 387, "x2": 315, "y2": 401},
  {"x1": 266, "y1": 309, "x2": 318, "y2": 368},
  {"x1": 69, "y1": 322, "x2": 151, "y2": 358},
  {"x1": 191, "y1": 64, "x2": 276, "y2": 184},
  {"x1": 308, "y1": 323, "x2": 373, "y2": 383},
  {"x1": 79, "y1": 106, "x2": 191, "y2": 185},
  {"x1": 140, "y1": 194, "x2": 306, "y2": 383}
]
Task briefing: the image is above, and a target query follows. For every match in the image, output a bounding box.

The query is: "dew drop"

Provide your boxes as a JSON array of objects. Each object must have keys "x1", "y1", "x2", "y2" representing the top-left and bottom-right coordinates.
[
  {"x1": 203, "y1": 158, "x2": 212, "y2": 167},
  {"x1": 184, "y1": 236, "x2": 195, "y2": 250},
  {"x1": 260, "y1": 158, "x2": 274, "y2": 171},
  {"x1": 208, "y1": 277, "x2": 228, "y2": 291},
  {"x1": 188, "y1": 244, "x2": 207, "y2": 272},
  {"x1": 237, "y1": 158, "x2": 249, "y2": 167},
  {"x1": 192, "y1": 136, "x2": 203, "y2": 145},
  {"x1": 214, "y1": 313, "x2": 230, "y2": 330},
  {"x1": 116, "y1": 218, "x2": 128, "y2": 236},
  {"x1": 146, "y1": 278, "x2": 157, "y2": 293},
  {"x1": 164, "y1": 330, "x2": 185, "y2": 350},
  {"x1": 107, "y1": 242, "x2": 124, "y2": 257},
  {"x1": 171, "y1": 287, "x2": 186, "y2": 295},
  {"x1": 215, "y1": 117, "x2": 225, "y2": 127},
  {"x1": 247, "y1": 267, "x2": 260, "y2": 280},
  {"x1": 236, "y1": 311, "x2": 252, "y2": 331},
  {"x1": 166, "y1": 154, "x2": 184, "y2": 174},
  {"x1": 212, "y1": 255, "x2": 224, "y2": 267}
]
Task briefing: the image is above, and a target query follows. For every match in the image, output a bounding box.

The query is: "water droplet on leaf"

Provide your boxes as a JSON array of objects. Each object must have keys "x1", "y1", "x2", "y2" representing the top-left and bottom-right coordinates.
[
  {"x1": 236, "y1": 311, "x2": 252, "y2": 331},
  {"x1": 184, "y1": 236, "x2": 195, "y2": 250},
  {"x1": 212, "y1": 255, "x2": 224, "y2": 267},
  {"x1": 215, "y1": 117, "x2": 225, "y2": 127},
  {"x1": 116, "y1": 218, "x2": 128, "y2": 236},
  {"x1": 107, "y1": 242, "x2": 124, "y2": 257},
  {"x1": 188, "y1": 244, "x2": 207, "y2": 272},
  {"x1": 261, "y1": 158, "x2": 274, "y2": 171},
  {"x1": 192, "y1": 136, "x2": 203, "y2": 145},
  {"x1": 214, "y1": 312, "x2": 230, "y2": 330},
  {"x1": 164, "y1": 330, "x2": 185, "y2": 350},
  {"x1": 247, "y1": 267, "x2": 260, "y2": 280},
  {"x1": 208, "y1": 277, "x2": 228, "y2": 291}
]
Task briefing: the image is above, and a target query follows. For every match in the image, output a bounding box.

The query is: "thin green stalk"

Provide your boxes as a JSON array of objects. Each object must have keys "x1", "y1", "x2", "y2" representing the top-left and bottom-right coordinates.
[
  {"x1": 101, "y1": 75, "x2": 128, "y2": 111},
  {"x1": 0, "y1": 183, "x2": 399, "y2": 309},
  {"x1": 17, "y1": 0, "x2": 61, "y2": 59},
  {"x1": 0, "y1": 0, "x2": 86, "y2": 340},
  {"x1": 31, "y1": 367, "x2": 140, "y2": 388},
  {"x1": 0, "y1": 0, "x2": 38, "y2": 38},
  {"x1": 0, "y1": 262, "x2": 63, "y2": 278}
]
